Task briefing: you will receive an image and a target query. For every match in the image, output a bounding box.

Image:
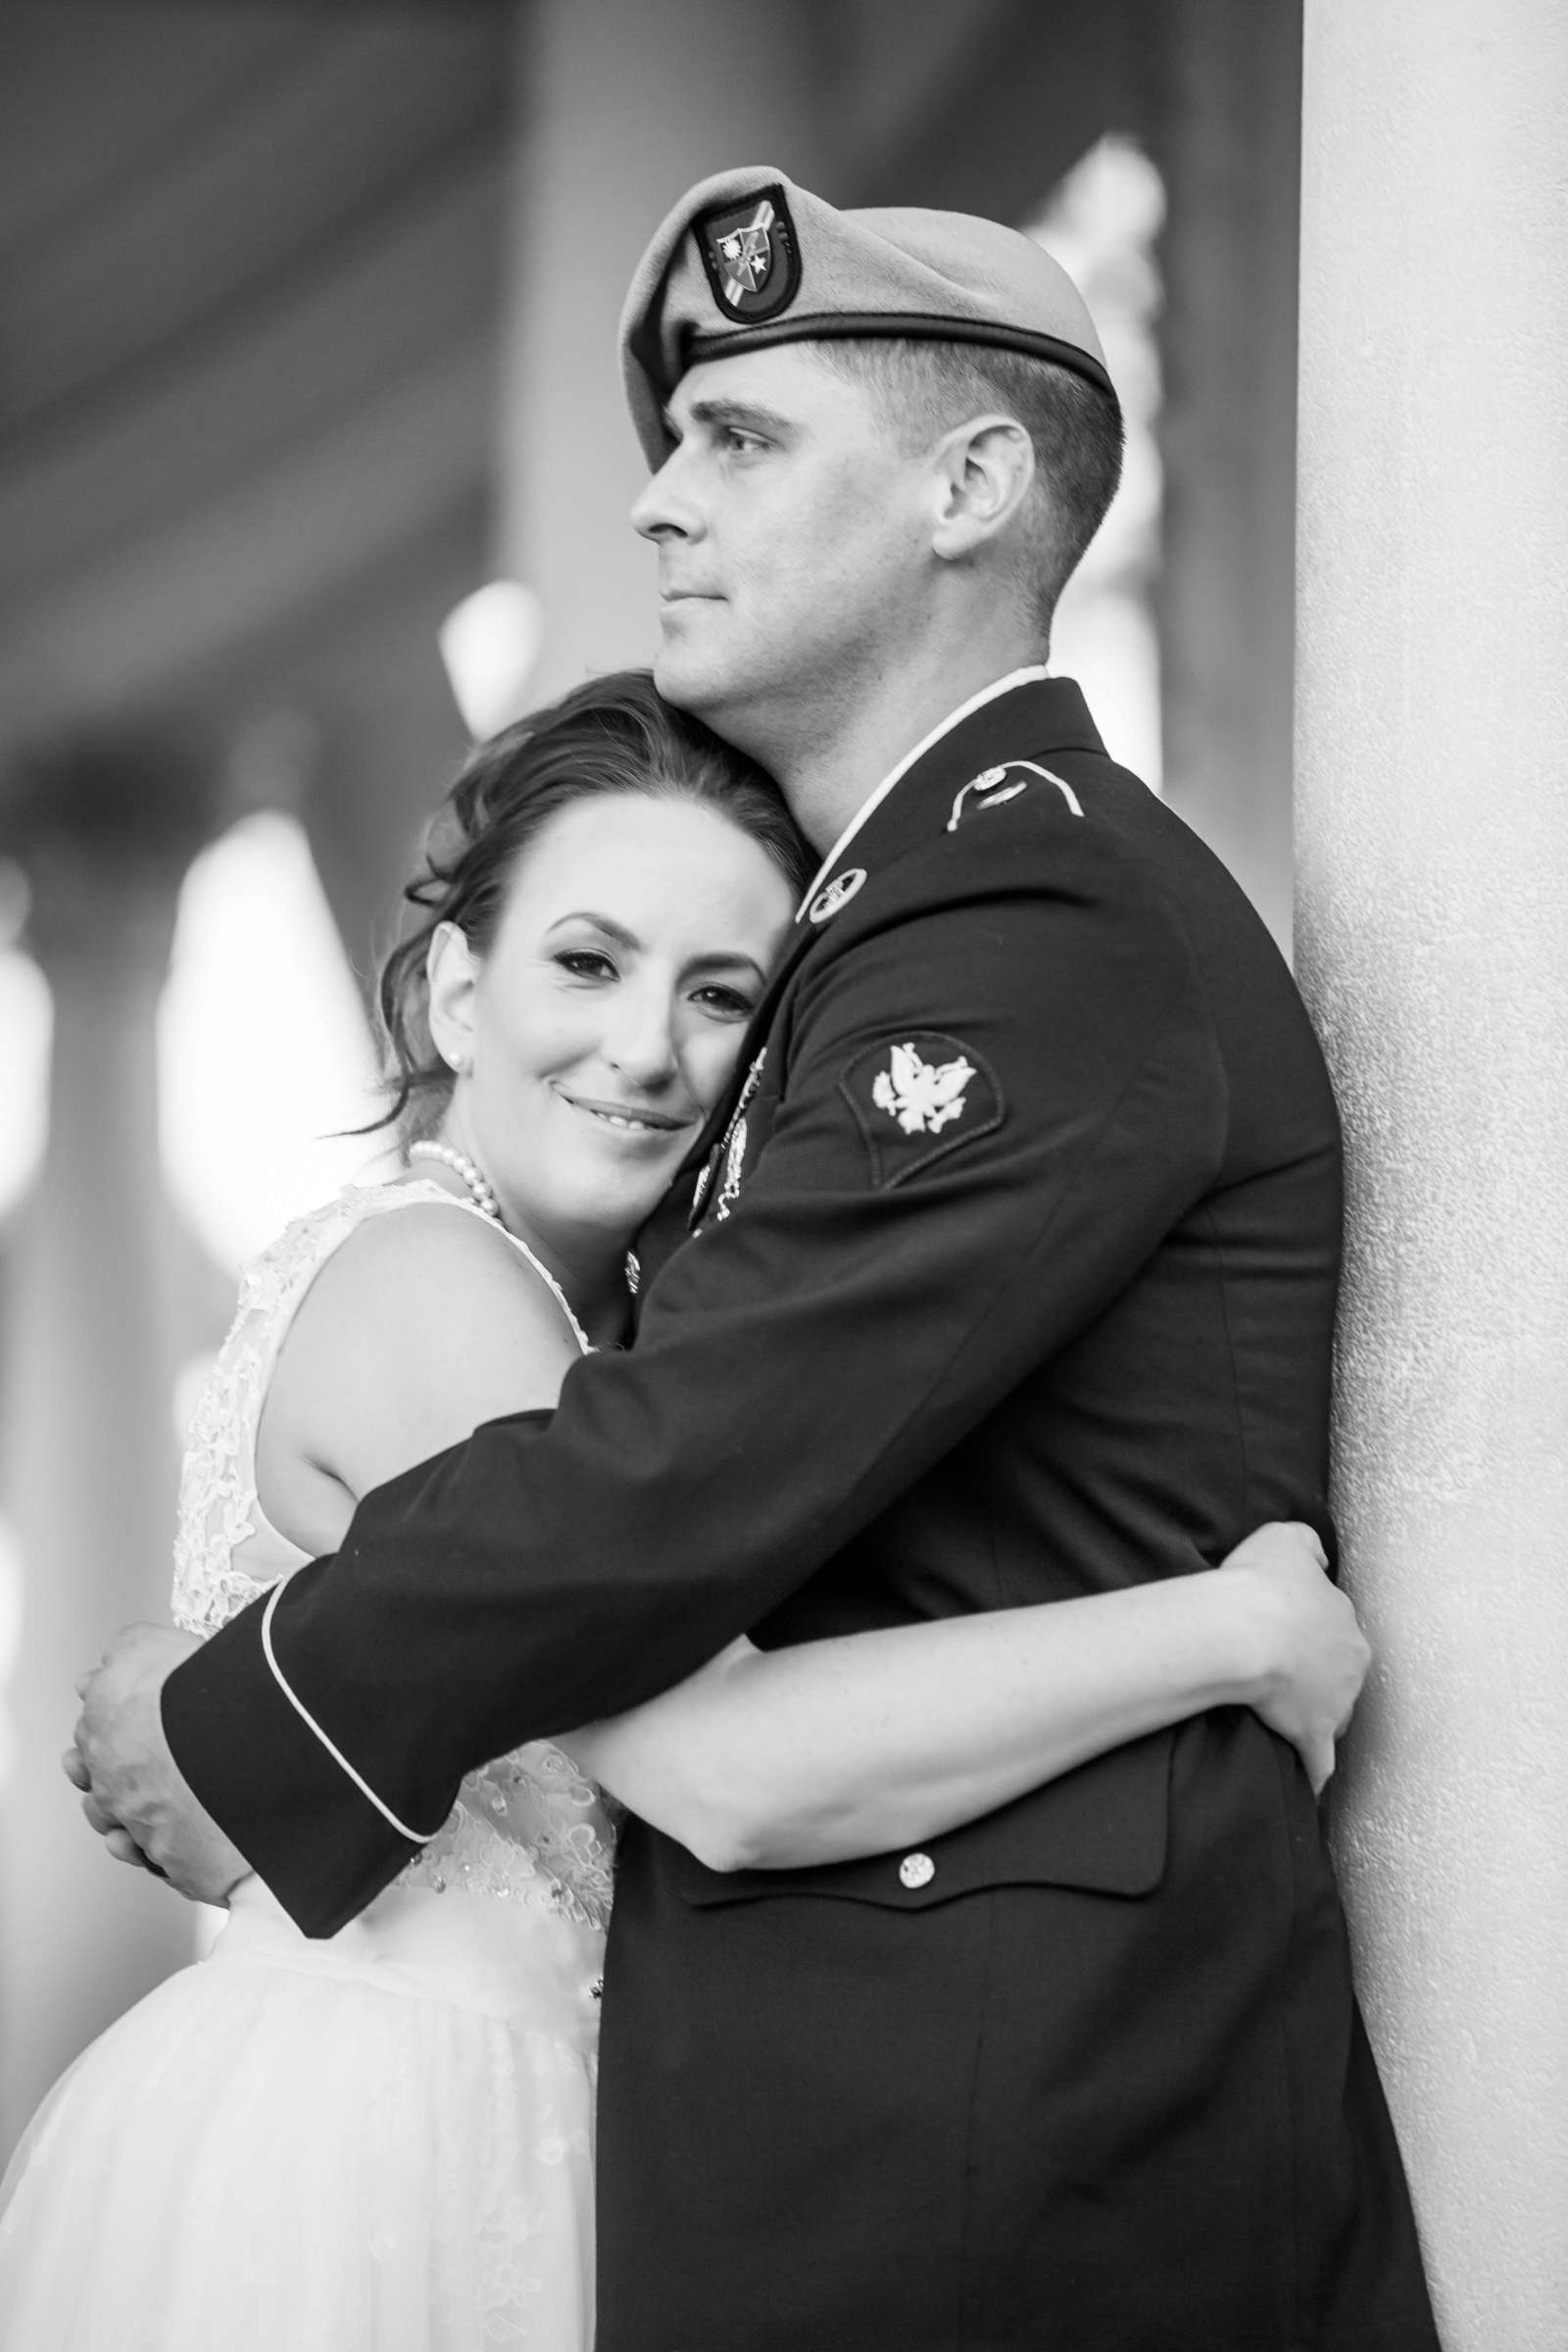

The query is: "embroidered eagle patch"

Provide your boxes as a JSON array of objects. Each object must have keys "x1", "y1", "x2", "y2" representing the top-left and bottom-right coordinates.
[
  {"x1": 840, "y1": 1032, "x2": 1003, "y2": 1188},
  {"x1": 872, "y1": 1042, "x2": 974, "y2": 1134}
]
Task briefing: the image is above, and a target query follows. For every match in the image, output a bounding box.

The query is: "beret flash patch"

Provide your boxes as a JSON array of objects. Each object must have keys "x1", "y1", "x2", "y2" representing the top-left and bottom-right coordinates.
[
  {"x1": 840, "y1": 1033, "x2": 1002, "y2": 1189},
  {"x1": 697, "y1": 186, "x2": 801, "y2": 322}
]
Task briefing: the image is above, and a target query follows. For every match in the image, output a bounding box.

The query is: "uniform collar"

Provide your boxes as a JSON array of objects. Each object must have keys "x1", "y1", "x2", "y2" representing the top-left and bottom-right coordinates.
[
  {"x1": 793, "y1": 671, "x2": 1105, "y2": 924},
  {"x1": 795, "y1": 665, "x2": 1052, "y2": 921}
]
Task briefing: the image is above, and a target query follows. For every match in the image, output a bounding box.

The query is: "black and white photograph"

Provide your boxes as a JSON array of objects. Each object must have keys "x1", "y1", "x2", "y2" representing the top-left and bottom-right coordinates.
[{"x1": 0, "y1": 3, "x2": 1560, "y2": 2346}]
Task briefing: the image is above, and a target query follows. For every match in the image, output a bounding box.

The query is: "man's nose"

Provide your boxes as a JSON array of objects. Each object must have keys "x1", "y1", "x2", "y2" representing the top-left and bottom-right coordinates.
[{"x1": 630, "y1": 446, "x2": 702, "y2": 544}]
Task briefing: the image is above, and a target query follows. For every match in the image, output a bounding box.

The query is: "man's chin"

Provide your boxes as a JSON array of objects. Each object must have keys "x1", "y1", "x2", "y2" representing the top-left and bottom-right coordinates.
[{"x1": 651, "y1": 642, "x2": 726, "y2": 719}]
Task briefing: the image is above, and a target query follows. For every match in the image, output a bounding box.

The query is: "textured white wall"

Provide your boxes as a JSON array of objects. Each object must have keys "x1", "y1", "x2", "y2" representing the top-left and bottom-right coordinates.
[{"x1": 1295, "y1": 6, "x2": 1568, "y2": 2345}]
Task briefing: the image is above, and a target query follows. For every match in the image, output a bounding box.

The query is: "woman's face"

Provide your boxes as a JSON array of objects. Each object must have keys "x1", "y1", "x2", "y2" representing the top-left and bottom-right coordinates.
[{"x1": 429, "y1": 791, "x2": 796, "y2": 1261}]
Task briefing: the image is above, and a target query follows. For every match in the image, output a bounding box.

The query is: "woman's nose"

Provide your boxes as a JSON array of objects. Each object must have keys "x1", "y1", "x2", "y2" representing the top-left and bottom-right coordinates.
[{"x1": 603, "y1": 992, "x2": 680, "y2": 1088}]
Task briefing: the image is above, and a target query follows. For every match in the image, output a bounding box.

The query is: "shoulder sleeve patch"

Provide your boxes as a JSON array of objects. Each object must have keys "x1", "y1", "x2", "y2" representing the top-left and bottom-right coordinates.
[{"x1": 838, "y1": 1032, "x2": 1003, "y2": 1189}]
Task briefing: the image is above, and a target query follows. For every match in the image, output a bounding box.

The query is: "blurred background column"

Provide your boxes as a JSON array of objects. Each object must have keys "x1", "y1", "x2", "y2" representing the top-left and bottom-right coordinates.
[
  {"x1": 1294, "y1": 4, "x2": 1568, "y2": 2345},
  {"x1": 0, "y1": 741, "x2": 211, "y2": 2154},
  {"x1": 496, "y1": 0, "x2": 836, "y2": 702},
  {"x1": 1152, "y1": 0, "x2": 1300, "y2": 953}
]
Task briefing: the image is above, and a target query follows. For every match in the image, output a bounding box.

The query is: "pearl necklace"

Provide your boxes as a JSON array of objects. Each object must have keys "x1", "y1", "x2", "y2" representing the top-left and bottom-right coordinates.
[
  {"x1": 409, "y1": 1140, "x2": 641, "y2": 1303},
  {"x1": 408, "y1": 1139, "x2": 503, "y2": 1224}
]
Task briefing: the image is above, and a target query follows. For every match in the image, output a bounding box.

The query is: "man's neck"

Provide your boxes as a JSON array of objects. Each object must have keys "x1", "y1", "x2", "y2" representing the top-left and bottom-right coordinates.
[{"x1": 760, "y1": 635, "x2": 1050, "y2": 855}]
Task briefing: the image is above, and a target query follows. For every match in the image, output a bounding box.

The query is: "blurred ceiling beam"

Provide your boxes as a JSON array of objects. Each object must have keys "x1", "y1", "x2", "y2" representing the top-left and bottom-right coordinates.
[
  {"x1": 0, "y1": 333, "x2": 492, "y2": 732},
  {"x1": 0, "y1": 3, "x2": 510, "y2": 771},
  {"x1": 0, "y1": 157, "x2": 505, "y2": 614}
]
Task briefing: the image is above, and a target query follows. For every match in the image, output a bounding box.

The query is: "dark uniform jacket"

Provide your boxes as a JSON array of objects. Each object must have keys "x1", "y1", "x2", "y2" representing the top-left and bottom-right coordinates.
[{"x1": 164, "y1": 676, "x2": 1438, "y2": 2351}]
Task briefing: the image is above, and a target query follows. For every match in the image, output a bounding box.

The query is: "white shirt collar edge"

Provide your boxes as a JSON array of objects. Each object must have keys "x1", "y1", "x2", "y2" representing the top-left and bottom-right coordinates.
[{"x1": 794, "y1": 666, "x2": 1053, "y2": 921}]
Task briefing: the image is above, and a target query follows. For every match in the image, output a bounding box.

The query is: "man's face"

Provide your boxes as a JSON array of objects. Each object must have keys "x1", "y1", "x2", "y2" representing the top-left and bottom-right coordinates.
[{"x1": 630, "y1": 345, "x2": 935, "y2": 748}]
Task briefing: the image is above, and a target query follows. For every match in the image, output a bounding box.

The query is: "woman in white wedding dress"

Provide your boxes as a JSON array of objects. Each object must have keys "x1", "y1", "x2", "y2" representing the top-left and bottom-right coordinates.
[{"x1": 0, "y1": 673, "x2": 1367, "y2": 2350}]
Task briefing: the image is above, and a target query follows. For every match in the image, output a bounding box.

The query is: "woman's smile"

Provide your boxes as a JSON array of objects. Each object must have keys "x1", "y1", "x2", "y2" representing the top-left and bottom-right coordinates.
[{"x1": 554, "y1": 1085, "x2": 698, "y2": 1142}]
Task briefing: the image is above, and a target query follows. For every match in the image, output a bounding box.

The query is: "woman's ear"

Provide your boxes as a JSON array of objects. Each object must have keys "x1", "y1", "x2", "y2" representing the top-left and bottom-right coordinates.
[
  {"x1": 929, "y1": 413, "x2": 1036, "y2": 562},
  {"x1": 426, "y1": 920, "x2": 479, "y2": 1076}
]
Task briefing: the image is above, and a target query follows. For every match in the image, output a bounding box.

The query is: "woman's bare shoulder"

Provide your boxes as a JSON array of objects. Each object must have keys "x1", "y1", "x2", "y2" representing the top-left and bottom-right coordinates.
[
  {"x1": 301, "y1": 1194, "x2": 582, "y2": 1374},
  {"x1": 262, "y1": 1195, "x2": 584, "y2": 1505}
]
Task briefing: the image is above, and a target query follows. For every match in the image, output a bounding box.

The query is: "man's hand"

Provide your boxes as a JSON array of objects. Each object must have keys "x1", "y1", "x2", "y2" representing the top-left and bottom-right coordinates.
[
  {"x1": 67, "y1": 1625, "x2": 253, "y2": 1904},
  {"x1": 1218, "y1": 1523, "x2": 1372, "y2": 1795}
]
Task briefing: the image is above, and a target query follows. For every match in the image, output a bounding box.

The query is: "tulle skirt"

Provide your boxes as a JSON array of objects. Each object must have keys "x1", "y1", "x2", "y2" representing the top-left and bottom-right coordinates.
[{"x1": 0, "y1": 1879, "x2": 603, "y2": 2350}]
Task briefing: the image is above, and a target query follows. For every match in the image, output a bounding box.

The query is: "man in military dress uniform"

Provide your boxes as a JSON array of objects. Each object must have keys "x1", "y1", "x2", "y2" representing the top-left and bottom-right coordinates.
[{"x1": 78, "y1": 170, "x2": 1439, "y2": 2348}]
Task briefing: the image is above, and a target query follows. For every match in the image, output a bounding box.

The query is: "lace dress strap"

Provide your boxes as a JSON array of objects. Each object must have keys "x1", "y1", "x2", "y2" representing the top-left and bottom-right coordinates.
[{"x1": 444, "y1": 1198, "x2": 594, "y2": 1359}]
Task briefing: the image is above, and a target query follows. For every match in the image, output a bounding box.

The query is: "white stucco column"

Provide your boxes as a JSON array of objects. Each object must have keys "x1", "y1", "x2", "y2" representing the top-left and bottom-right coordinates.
[
  {"x1": 494, "y1": 0, "x2": 835, "y2": 704},
  {"x1": 1294, "y1": 7, "x2": 1568, "y2": 2345}
]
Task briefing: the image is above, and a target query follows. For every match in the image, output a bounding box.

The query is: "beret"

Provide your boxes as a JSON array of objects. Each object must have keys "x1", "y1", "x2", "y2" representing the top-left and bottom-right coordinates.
[{"x1": 619, "y1": 164, "x2": 1115, "y2": 467}]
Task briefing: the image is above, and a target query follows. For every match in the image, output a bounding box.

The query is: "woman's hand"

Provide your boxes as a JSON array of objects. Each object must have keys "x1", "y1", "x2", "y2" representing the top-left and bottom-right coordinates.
[
  {"x1": 68, "y1": 1625, "x2": 254, "y2": 1902},
  {"x1": 1218, "y1": 1522, "x2": 1371, "y2": 1794}
]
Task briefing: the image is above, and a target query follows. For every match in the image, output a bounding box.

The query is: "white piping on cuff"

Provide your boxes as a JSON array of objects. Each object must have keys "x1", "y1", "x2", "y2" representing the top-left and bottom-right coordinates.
[{"x1": 260, "y1": 1579, "x2": 445, "y2": 1845}]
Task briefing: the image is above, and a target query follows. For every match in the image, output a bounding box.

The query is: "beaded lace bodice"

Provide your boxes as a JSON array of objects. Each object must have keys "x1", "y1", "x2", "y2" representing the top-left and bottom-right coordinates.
[{"x1": 171, "y1": 1180, "x2": 616, "y2": 1933}]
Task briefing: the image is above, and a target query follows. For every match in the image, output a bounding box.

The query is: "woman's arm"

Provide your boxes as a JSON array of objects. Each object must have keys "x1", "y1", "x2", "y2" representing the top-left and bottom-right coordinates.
[{"x1": 568, "y1": 1524, "x2": 1368, "y2": 1871}]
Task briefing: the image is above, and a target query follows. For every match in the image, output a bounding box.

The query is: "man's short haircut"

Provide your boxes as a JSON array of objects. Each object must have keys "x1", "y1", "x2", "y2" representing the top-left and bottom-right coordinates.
[{"x1": 808, "y1": 338, "x2": 1125, "y2": 633}]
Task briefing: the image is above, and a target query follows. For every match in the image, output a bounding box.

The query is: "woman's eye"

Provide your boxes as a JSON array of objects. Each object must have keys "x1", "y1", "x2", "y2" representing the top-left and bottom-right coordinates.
[
  {"x1": 555, "y1": 950, "x2": 617, "y2": 981},
  {"x1": 693, "y1": 983, "x2": 756, "y2": 1020}
]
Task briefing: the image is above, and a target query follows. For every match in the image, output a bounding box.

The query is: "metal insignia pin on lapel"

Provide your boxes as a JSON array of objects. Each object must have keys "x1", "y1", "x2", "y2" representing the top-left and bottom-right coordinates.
[
  {"x1": 808, "y1": 867, "x2": 867, "y2": 924},
  {"x1": 692, "y1": 1047, "x2": 768, "y2": 1224}
]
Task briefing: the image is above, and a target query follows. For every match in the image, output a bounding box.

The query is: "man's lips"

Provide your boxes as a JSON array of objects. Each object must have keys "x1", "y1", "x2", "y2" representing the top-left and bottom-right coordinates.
[{"x1": 557, "y1": 1090, "x2": 694, "y2": 1137}]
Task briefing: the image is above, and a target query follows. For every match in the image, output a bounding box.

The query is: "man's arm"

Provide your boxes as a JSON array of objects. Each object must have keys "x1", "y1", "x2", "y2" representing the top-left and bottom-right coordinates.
[{"x1": 163, "y1": 852, "x2": 1225, "y2": 1934}]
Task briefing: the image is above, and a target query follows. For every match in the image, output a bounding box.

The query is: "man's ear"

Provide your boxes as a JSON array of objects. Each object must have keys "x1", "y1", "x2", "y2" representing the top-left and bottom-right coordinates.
[
  {"x1": 929, "y1": 414, "x2": 1036, "y2": 561},
  {"x1": 426, "y1": 920, "x2": 480, "y2": 1075}
]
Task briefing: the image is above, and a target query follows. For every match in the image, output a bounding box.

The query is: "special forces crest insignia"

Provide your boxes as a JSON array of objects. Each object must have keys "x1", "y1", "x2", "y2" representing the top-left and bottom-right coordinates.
[{"x1": 697, "y1": 186, "x2": 801, "y2": 322}]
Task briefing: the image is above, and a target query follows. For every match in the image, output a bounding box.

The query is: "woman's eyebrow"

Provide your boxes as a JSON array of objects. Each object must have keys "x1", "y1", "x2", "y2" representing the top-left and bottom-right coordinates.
[
  {"x1": 547, "y1": 914, "x2": 768, "y2": 986},
  {"x1": 685, "y1": 951, "x2": 768, "y2": 984},
  {"x1": 546, "y1": 911, "x2": 640, "y2": 950}
]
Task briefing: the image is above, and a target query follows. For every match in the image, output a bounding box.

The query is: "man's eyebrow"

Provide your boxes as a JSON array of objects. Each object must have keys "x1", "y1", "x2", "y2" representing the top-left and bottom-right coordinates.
[{"x1": 680, "y1": 395, "x2": 797, "y2": 437}]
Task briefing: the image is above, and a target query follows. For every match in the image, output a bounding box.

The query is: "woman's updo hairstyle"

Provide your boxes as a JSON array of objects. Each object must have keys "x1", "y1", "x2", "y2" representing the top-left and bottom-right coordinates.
[{"x1": 372, "y1": 668, "x2": 809, "y2": 1138}]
